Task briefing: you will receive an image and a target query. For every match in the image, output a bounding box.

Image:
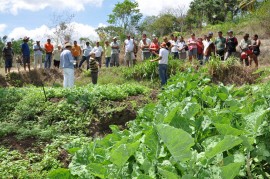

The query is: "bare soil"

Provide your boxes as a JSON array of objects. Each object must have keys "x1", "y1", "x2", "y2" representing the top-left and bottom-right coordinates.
[
  {"x1": 0, "y1": 68, "x2": 63, "y2": 87},
  {"x1": 0, "y1": 134, "x2": 40, "y2": 154},
  {"x1": 211, "y1": 65, "x2": 260, "y2": 85},
  {"x1": 88, "y1": 93, "x2": 152, "y2": 137}
]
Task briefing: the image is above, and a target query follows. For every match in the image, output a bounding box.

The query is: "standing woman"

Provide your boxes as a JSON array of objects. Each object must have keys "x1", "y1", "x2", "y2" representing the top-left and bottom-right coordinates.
[
  {"x1": 178, "y1": 36, "x2": 187, "y2": 60},
  {"x1": 251, "y1": 34, "x2": 261, "y2": 68},
  {"x1": 187, "y1": 33, "x2": 197, "y2": 62}
]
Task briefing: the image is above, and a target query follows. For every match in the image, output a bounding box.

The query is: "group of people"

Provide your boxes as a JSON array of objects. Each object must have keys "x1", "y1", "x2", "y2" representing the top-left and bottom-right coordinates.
[
  {"x1": 1, "y1": 30, "x2": 262, "y2": 87},
  {"x1": 186, "y1": 31, "x2": 261, "y2": 67}
]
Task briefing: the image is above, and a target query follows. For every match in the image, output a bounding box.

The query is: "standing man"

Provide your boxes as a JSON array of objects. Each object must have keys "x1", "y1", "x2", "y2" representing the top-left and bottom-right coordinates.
[
  {"x1": 214, "y1": 31, "x2": 226, "y2": 61},
  {"x1": 71, "y1": 40, "x2": 81, "y2": 68},
  {"x1": 139, "y1": 34, "x2": 151, "y2": 60},
  {"x1": 2, "y1": 41, "x2": 14, "y2": 74},
  {"x1": 110, "y1": 37, "x2": 120, "y2": 67},
  {"x1": 92, "y1": 41, "x2": 103, "y2": 68},
  {"x1": 124, "y1": 34, "x2": 135, "y2": 67},
  {"x1": 225, "y1": 30, "x2": 238, "y2": 60},
  {"x1": 53, "y1": 45, "x2": 62, "y2": 68},
  {"x1": 33, "y1": 40, "x2": 43, "y2": 69},
  {"x1": 60, "y1": 43, "x2": 74, "y2": 88},
  {"x1": 104, "y1": 40, "x2": 112, "y2": 68},
  {"x1": 21, "y1": 36, "x2": 31, "y2": 71},
  {"x1": 78, "y1": 41, "x2": 92, "y2": 70},
  {"x1": 170, "y1": 36, "x2": 179, "y2": 59},
  {"x1": 150, "y1": 42, "x2": 169, "y2": 87},
  {"x1": 44, "y1": 39, "x2": 54, "y2": 69}
]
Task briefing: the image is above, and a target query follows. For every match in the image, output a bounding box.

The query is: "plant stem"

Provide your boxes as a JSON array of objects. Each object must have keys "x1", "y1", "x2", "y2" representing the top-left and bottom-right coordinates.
[{"x1": 246, "y1": 151, "x2": 253, "y2": 179}]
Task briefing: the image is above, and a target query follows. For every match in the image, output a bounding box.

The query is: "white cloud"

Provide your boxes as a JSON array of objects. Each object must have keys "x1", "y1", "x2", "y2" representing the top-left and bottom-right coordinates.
[
  {"x1": 8, "y1": 22, "x2": 99, "y2": 44},
  {"x1": 98, "y1": 23, "x2": 107, "y2": 28},
  {"x1": 0, "y1": 24, "x2": 7, "y2": 34},
  {"x1": 0, "y1": 0, "x2": 103, "y2": 15},
  {"x1": 136, "y1": 0, "x2": 192, "y2": 16}
]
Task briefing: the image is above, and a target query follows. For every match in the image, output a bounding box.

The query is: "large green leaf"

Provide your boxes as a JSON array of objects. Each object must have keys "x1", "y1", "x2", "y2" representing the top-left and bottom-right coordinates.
[
  {"x1": 137, "y1": 174, "x2": 154, "y2": 179},
  {"x1": 156, "y1": 124, "x2": 194, "y2": 162},
  {"x1": 47, "y1": 168, "x2": 73, "y2": 179},
  {"x1": 214, "y1": 123, "x2": 245, "y2": 136},
  {"x1": 87, "y1": 163, "x2": 107, "y2": 178},
  {"x1": 158, "y1": 167, "x2": 180, "y2": 179},
  {"x1": 144, "y1": 128, "x2": 159, "y2": 157},
  {"x1": 221, "y1": 162, "x2": 243, "y2": 179},
  {"x1": 181, "y1": 102, "x2": 200, "y2": 119},
  {"x1": 244, "y1": 108, "x2": 269, "y2": 136},
  {"x1": 205, "y1": 135, "x2": 243, "y2": 159},
  {"x1": 164, "y1": 103, "x2": 180, "y2": 123},
  {"x1": 110, "y1": 141, "x2": 140, "y2": 167}
]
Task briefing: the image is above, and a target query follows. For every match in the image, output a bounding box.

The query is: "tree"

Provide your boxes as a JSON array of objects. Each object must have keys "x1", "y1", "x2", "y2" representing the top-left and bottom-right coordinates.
[
  {"x1": 186, "y1": 0, "x2": 239, "y2": 28},
  {"x1": 95, "y1": 26, "x2": 124, "y2": 42},
  {"x1": 0, "y1": 36, "x2": 8, "y2": 64},
  {"x1": 136, "y1": 16, "x2": 157, "y2": 36},
  {"x1": 48, "y1": 11, "x2": 75, "y2": 44},
  {"x1": 107, "y1": 0, "x2": 142, "y2": 35},
  {"x1": 151, "y1": 14, "x2": 177, "y2": 37},
  {"x1": 161, "y1": 6, "x2": 187, "y2": 33}
]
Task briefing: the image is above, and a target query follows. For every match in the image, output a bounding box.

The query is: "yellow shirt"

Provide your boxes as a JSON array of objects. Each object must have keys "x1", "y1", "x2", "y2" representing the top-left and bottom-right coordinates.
[{"x1": 72, "y1": 45, "x2": 81, "y2": 57}]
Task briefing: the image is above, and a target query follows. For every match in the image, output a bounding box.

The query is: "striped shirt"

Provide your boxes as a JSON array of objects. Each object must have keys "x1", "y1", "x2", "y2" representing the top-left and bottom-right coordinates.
[{"x1": 89, "y1": 57, "x2": 98, "y2": 73}]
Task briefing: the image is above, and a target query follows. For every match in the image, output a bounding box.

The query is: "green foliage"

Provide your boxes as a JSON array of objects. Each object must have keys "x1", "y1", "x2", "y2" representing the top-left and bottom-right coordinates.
[
  {"x1": 107, "y1": 0, "x2": 142, "y2": 36},
  {"x1": 0, "y1": 83, "x2": 149, "y2": 139},
  {"x1": 63, "y1": 68, "x2": 270, "y2": 178},
  {"x1": 121, "y1": 58, "x2": 185, "y2": 81}
]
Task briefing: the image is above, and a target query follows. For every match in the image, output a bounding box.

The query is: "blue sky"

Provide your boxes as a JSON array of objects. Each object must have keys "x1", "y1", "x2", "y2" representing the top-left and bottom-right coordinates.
[{"x1": 0, "y1": 0, "x2": 192, "y2": 42}]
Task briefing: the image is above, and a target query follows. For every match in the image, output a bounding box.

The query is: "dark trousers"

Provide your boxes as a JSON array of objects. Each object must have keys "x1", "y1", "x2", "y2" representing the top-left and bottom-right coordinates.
[
  {"x1": 53, "y1": 60, "x2": 60, "y2": 68},
  {"x1": 95, "y1": 57, "x2": 101, "y2": 68},
  {"x1": 159, "y1": 64, "x2": 168, "y2": 86},
  {"x1": 172, "y1": 52, "x2": 179, "y2": 59},
  {"x1": 105, "y1": 57, "x2": 111, "y2": 67},
  {"x1": 216, "y1": 49, "x2": 225, "y2": 61},
  {"x1": 91, "y1": 72, "x2": 98, "y2": 84},
  {"x1": 79, "y1": 56, "x2": 90, "y2": 69},
  {"x1": 45, "y1": 53, "x2": 52, "y2": 68}
]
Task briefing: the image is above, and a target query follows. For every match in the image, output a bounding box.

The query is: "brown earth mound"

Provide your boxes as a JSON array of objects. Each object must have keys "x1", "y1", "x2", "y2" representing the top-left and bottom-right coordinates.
[
  {"x1": 210, "y1": 65, "x2": 260, "y2": 85},
  {"x1": 0, "y1": 134, "x2": 38, "y2": 153},
  {"x1": 0, "y1": 69, "x2": 64, "y2": 87},
  {"x1": 89, "y1": 94, "x2": 151, "y2": 137}
]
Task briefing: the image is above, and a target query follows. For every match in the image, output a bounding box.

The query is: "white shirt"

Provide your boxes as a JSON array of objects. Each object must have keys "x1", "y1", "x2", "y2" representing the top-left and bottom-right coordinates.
[
  {"x1": 170, "y1": 40, "x2": 179, "y2": 53},
  {"x1": 53, "y1": 49, "x2": 61, "y2": 61},
  {"x1": 110, "y1": 41, "x2": 119, "y2": 54},
  {"x1": 83, "y1": 45, "x2": 92, "y2": 56},
  {"x1": 124, "y1": 39, "x2": 134, "y2": 53},
  {"x1": 203, "y1": 40, "x2": 212, "y2": 54},
  {"x1": 159, "y1": 48, "x2": 169, "y2": 64},
  {"x1": 139, "y1": 38, "x2": 151, "y2": 52},
  {"x1": 178, "y1": 41, "x2": 186, "y2": 53},
  {"x1": 33, "y1": 44, "x2": 43, "y2": 56},
  {"x1": 92, "y1": 46, "x2": 103, "y2": 57},
  {"x1": 139, "y1": 38, "x2": 151, "y2": 45}
]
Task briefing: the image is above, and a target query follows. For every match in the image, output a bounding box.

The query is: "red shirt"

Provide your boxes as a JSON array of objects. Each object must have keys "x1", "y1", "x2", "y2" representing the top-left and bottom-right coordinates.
[
  {"x1": 150, "y1": 42, "x2": 159, "y2": 52},
  {"x1": 197, "y1": 42, "x2": 203, "y2": 54},
  {"x1": 44, "y1": 43, "x2": 54, "y2": 53}
]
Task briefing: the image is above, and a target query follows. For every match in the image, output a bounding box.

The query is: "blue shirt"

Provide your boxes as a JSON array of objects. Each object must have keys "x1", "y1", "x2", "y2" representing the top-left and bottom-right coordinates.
[
  {"x1": 21, "y1": 42, "x2": 30, "y2": 57},
  {"x1": 60, "y1": 49, "x2": 74, "y2": 69}
]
